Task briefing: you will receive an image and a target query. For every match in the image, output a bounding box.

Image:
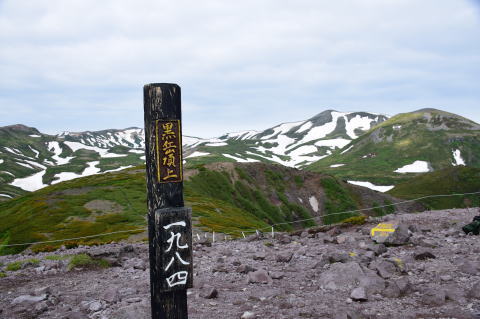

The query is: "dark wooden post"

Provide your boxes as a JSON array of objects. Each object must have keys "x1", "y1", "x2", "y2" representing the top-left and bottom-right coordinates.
[{"x1": 144, "y1": 83, "x2": 193, "y2": 319}]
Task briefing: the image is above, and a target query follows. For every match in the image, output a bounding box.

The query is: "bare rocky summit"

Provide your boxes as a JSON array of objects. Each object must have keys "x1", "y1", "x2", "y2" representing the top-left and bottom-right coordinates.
[{"x1": 1, "y1": 208, "x2": 480, "y2": 319}]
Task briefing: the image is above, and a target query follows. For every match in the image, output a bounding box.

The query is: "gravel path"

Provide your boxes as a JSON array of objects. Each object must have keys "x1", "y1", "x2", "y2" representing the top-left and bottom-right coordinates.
[{"x1": 1, "y1": 208, "x2": 480, "y2": 319}]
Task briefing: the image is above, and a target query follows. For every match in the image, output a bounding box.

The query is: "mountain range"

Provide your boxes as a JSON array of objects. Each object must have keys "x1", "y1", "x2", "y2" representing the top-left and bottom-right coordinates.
[{"x1": 0, "y1": 108, "x2": 479, "y2": 200}]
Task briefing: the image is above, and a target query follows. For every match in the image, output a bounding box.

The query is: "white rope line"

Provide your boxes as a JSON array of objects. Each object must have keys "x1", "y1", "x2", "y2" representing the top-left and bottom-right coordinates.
[
  {"x1": 2, "y1": 191, "x2": 479, "y2": 248},
  {"x1": 2, "y1": 229, "x2": 147, "y2": 247}
]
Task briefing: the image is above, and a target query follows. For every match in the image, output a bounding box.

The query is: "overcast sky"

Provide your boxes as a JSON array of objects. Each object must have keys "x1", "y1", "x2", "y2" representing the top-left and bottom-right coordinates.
[{"x1": 0, "y1": 0, "x2": 479, "y2": 138}]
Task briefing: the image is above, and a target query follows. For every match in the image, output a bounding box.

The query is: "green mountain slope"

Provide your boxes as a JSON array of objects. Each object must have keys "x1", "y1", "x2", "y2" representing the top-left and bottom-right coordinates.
[
  {"x1": 307, "y1": 108, "x2": 480, "y2": 186},
  {"x1": 0, "y1": 162, "x2": 408, "y2": 255},
  {"x1": 0, "y1": 125, "x2": 146, "y2": 200},
  {"x1": 388, "y1": 166, "x2": 480, "y2": 210}
]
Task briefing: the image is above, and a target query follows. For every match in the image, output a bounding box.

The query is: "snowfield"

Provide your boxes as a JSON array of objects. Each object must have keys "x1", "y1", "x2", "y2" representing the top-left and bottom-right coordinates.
[
  {"x1": 394, "y1": 161, "x2": 431, "y2": 174},
  {"x1": 452, "y1": 149, "x2": 465, "y2": 166},
  {"x1": 48, "y1": 142, "x2": 74, "y2": 165},
  {"x1": 222, "y1": 154, "x2": 260, "y2": 163},
  {"x1": 64, "y1": 141, "x2": 127, "y2": 158},
  {"x1": 314, "y1": 138, "x2": 351, "y2": 149},
  {"x1": 185, "y1": 151, "x2": 210, "y2": 158},
  {"x1": 205, "y1": 142, "x2": 228, "y2": 147},
  {"x1": 52, "y1": 161, "x2": 101, "y2": 184},
  {"x1": 10, "y1": 170, "x2": 47, "y2": 192},
  {"x1": 347, "y1": 180, "x2": 394, "y2": 192}
]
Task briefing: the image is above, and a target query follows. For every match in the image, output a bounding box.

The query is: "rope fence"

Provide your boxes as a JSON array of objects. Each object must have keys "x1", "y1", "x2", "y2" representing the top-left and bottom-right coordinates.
[{"x1": 2, "y1": 191, "x2": 479, "y2": 248}]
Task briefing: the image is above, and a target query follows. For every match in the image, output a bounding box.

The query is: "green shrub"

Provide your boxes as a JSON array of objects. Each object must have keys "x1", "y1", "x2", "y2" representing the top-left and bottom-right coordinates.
[
  {"x1": 340, "y1": 215, "x2": 367, "y2": 225},
  {"x1": 45, "y1": 255, "x2": 71, "y2": 261},
  {"x1": 6, "y1": 261, "x2": 23, "y2": 271},
  {"x1": 0, "y1": 272, "x2": 6, "y2": 278},
  {"x1": 67, "y1": 254, "x2": 109, "y2": 271},
  {"x1": 32, "y1": 245, "x2": 57, "y2": 253}
]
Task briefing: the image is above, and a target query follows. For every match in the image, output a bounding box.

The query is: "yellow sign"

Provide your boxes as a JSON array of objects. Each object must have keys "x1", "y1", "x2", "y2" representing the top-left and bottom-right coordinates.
[
  {"x1": 156, "y1": 120, "x2": 183, "y2": 183},
  {"x1": 370, "y1": 223, "x2": 396, "y2": 237}
]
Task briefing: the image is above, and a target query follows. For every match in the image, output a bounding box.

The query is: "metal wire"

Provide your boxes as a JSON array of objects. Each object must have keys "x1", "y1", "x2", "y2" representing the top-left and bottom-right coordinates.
[{"x1": 2, "y1": 191, "x2": 479, "y2": 247}]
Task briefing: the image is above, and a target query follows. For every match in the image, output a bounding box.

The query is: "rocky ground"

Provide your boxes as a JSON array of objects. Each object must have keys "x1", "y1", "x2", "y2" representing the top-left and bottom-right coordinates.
[{"x1": 1, "y1": 208, "x2": 480, "y2": 319}]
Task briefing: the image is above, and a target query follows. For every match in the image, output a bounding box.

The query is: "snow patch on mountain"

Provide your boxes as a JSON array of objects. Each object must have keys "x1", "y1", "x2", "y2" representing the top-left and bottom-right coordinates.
[
  {"x1": 48, "y1": 142, "x2": 74, "y2": 165},
  {"x1": 394, "y1": 161, "x2": 431, "y2": 173},
  {"x1": 0, "y1": 159, "x2": 3, "y2": 164},
  {"x1": 4, "y1": 147, "x2": 23, "y2": 156},
  {"x1": 309, "y1": 196, "x2": 319, "y2": 212},
  {"x1": 315, "y1": 138, "x2": 351, "y2": 149},
  {"x1": 16, "y1": 162, "x2": 34, "y2": 169},
  {"x1": 0, "y1": 194, "x2": 12, "y2": 198},
  {"x1": 223, "y1": 154, "x2": 260, "y2": 163},
  {"x1": 341, "y1": 145, "x2": 354, "y2": 154},
  {"x1": 1, "y1": 171, "x2": 14, "y2": 177},
  {"x1": 296, "y1": 121, "x2": 313, "y2": 133},
  {"x1": 64, "y1": 141, "x2": 127, "y2": 158},
  {"x1": 29, "y1": 134, "x2": 41, "y2": 137},
  {"x1": 347, "y1": 181, "x2": 394, "y2": 192},
  {"x1": 104, "y1": 165, "x2": 134, "y2": 173},
  {"x1": 183, "y1": 136, "x2": 205, "y2": 148},
  {"x1": 452, "y1": 149, "x2": 465, "y2": 166},
  {"x1": 52, "y1": 161, "x2": 101, "y2": 184},
  {"x1": 222, "y1": 130, "x2": 258, "y2": 140},
  {"x1": 345, "y1": 115, "x2": 378, "y2": 139},
  {"x1": 261, "y1": 121, "x2": 303, "y2": 140},
  {"x1": 185, "y1": 151, "x2": 210, "y2": 158},
  {"x1": 28, "y1": 146, "x2": 40, "y2": 158},
  {"x1": 10, "y1": 170, "x2": 47, "y2": 191},
  {"x1": 300, "y1": 112, "x2": 344, "y2": 144},
  {"x1": 206, "y1": 142, "x2": 228, "y2": 147},
  {"x1": 330, "y1": 164, "x2": 345, "y2": 168},
  {"x1": 288, "y1": 145, "x2": 318, "y2": 158}
]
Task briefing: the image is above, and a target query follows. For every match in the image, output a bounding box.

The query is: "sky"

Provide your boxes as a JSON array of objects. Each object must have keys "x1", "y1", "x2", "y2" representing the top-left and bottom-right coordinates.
[{"x1": 0, "y1": 0, "x2": 479, "y2": 138}]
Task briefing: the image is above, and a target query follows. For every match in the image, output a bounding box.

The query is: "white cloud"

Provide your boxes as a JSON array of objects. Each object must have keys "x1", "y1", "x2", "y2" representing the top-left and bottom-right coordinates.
[{"x1": 0, "y1": 0, "x2": 479, "y2": 137}]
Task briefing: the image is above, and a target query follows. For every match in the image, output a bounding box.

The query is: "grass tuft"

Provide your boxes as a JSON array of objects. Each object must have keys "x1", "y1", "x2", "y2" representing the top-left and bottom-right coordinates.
[{"x1": 67, "y1": 253, "x2": 109, "y2": 271}]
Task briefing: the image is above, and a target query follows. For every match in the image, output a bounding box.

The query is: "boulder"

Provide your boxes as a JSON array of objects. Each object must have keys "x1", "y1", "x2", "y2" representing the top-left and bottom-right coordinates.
[
  {"x1": 350, "y1": 287, "x2": 368, "y2": 302},
  {"x1": 275, "y1": 252, "x2": 293, "y2": 263},
  {"x1": 199, "y1": 286, "x2": 218, "y2": 299},
  {"x1": 421, "y1": 288, "x2": 446, "y2": 306},
  {"x1": 247, "y1": 269, "x2": 272, "y2": 285},
  {"x1": 414, "y1": 250, "x2": 436, "y2": 260},
  {"x1": 371, "y1": 223, "x2": 411, "y2": 246},
  {"x1": 318, "y1": 262, "x2": 385, "y2": 293}
]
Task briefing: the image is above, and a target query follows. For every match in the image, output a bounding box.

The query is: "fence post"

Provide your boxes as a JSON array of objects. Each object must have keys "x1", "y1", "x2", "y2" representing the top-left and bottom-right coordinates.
[{"x1": 144, "y1": 83, "x2": 192, "y2": 319}]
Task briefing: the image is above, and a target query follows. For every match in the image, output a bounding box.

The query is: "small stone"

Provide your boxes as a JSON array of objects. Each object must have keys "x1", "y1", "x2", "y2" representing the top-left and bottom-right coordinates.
[
  {"x1": 414, "y1": 250, "x2": 436, "y2": 260},
  {"x1": 275, "y1": 252, "x2": 293, "y2": 263},
  {"x1": 241, "y1": 311, "x2": 255, "y2": 319},
  {"x1": 253, "y1": 252, "x2": 266, "y2": 261},
  {"x1": 34, "y1": 286, "x2": 52, "y2": 296},
  {"x1": 236, "y1": 264, "x2": 256, "y2": 274},
  {"x1": 468, "y1": 282, "x2": 480, "y2": 299},
  {"x1": 247, "y1": 269, "x2": 272, "y2": 284},
  {"x1": 421, "y1": 288, "x2": 446, "y2": 306},
  {"x1": 88, "y1": 300, "x2": 104, "y2": 312},
  {"x1": 460, "y1": 261, "x2": 480, "y2": 275},
  {"x1": 440, "y1": 275, "x2": 452, "y2": 282},
  {"x1": 350, "y1": 287, "x2": 368, "y2": 302},
  {"x1": 270, "y1": 272, "x2": 284, "y2": 279},
  {"x1": 382, "y1": 280, "x2": 401, "y2": 298},
  {"x1": 11, "y1": 294, "x2": 47, "y2": 305},
  {"x1": 199, "y1": 286, "x2": 218, "y2": 299}
]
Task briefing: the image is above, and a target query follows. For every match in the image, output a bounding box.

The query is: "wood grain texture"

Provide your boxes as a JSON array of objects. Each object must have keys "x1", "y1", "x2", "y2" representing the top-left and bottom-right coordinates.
[{"x1": 144, "y1": 83, "x2": 189, "y2": 319}]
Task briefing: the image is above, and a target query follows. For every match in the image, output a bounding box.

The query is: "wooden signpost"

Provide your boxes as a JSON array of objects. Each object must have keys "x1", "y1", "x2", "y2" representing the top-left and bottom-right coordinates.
[{"x1": 144, "y1": 83, "x2": 193, "y2": 318}]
